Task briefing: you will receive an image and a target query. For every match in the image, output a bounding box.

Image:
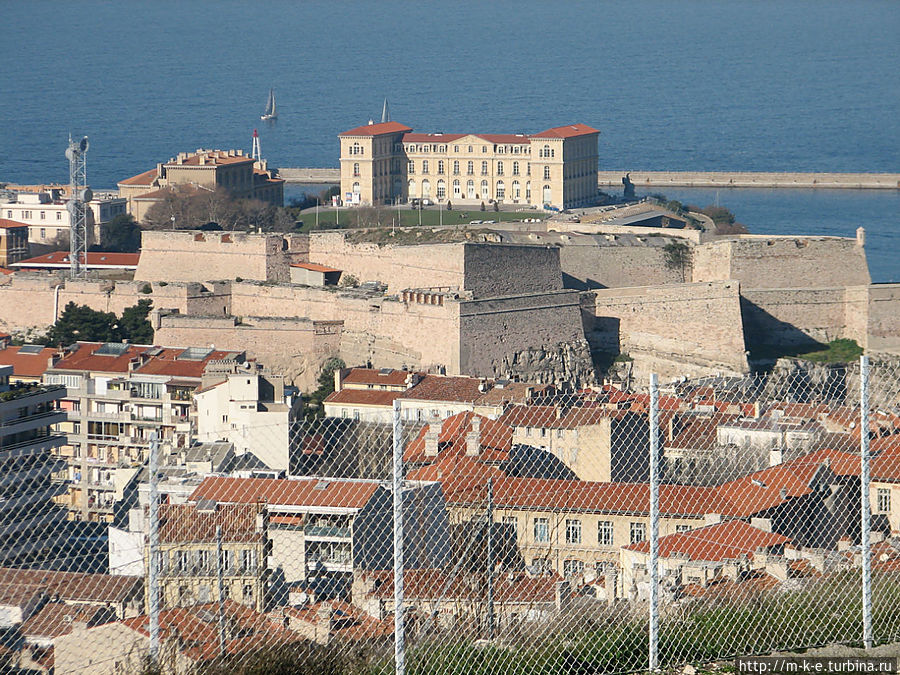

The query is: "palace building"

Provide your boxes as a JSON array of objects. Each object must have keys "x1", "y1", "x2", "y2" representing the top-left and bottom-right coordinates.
[{"x1": 338, "y1": 121, "x2": 599, "y2": 211}]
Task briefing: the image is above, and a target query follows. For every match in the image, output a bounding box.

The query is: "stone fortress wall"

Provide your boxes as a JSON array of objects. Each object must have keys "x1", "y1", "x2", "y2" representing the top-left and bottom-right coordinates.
[{"x1": 1, "y1": 226, "x2": 898, "y2": 390}]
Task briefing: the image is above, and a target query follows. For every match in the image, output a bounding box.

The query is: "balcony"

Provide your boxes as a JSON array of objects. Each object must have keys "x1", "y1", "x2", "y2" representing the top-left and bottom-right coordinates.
[{"x1": 304, "y1": 525, "x2": 351, "y2": 539}]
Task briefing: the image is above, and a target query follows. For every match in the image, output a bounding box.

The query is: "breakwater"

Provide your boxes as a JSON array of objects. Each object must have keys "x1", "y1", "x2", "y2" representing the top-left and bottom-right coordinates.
[
  {"x1": 597, "y1": 171, "x2": 900, "y2": 190},
  {"x1": 277, "y1": 168, "x2": 900, "y2": 189}
]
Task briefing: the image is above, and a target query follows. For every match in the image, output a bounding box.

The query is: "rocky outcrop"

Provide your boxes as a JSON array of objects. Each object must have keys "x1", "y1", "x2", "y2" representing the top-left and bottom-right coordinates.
[{"x1": 497, "y1": 339, "x2": 595, "y2": 386}]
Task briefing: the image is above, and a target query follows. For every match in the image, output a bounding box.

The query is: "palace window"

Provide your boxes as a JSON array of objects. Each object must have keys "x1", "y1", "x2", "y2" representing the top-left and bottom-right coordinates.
[
  {"x1": 598, "y1": 521, "x2": 614, "y2": 546},
  {"x1": 466, "y1": 180, "x2": 474, "y2": 198},
  {"x1": 408, "y1": 180, "x2": 416, "y2": 197},
  {"x1": 512, "y1": 180, "x2": 520, "y2": 199},
  {"x1": 565, "y1": 518, "x2": 582, "y2": 544},
  {"x1": 495, "y1": 181, "x2": 505, "y2": 199},
  {"x1": 352, "y1": 162, "x2": 360, "y2": 177},
  {"x1": 467, "y1": 161, "x2": 474, "y2": 175},
  {"x1": 453, "y1": 160, "x2": 460, "y2": 175},
  {"x1": 543, "y1": 166, "x2": 551, "y2": 180},
  {"x1": 452, "y1": 179, "x2": 461, "y2": 198},
  {"x1": 422, "y1": 160, "x2": 429, "y2": 174},
  {"x1": 878, "y1": 488, "x2": 891, "y2": 513},
  {"x1": 512, "y1": 161, "x2": 520, "y2": 176},
  {"x1": 481, "y1": 180, "x2": 489, "y2": 198},
  {"x1": 436, "y1": 180, "x2": 446, "y2": 199},
  {"x1": 481, "y1": 161, "x2": 488, "y2": 176},
  {"x1": 496, "y1": 161, "x2": 504, "y2": 176},
  {"x1": 533, "y1": 517, "x2": 549, "y2": 543},
  {"x1": 437, "y1": 160, "x2": 445, "y2": 175},
  {"x1": 408, "y1": 160, "x2": 415, "y2": 174},
  {"x1": 453, "y1": 145, "x2": 459, "y2": 153},
  {"x1": 352, "y1": 182, "x2": 360, "y2": 194}
]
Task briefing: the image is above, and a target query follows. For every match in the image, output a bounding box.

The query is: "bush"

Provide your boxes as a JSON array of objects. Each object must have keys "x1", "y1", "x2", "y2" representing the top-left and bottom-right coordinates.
[
  {"x1": 480, "y1": 201, "x2": 486, "y2": 211},
  {"x1": 139, "y1": 283, "x2": 152, "y2": 294}
]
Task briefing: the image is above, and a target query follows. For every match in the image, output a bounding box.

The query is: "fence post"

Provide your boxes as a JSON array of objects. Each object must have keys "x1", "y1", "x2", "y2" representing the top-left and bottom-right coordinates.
[
  {"x1": 392, "y1": 399, "x2": 406, "y2": 674},
  {"x1": 148, "y1": 432, "x2": 160, "y2": 662},
  {"x1": 860, "y1": 355, "x2": 872, "y2": 648},
  {"x1": 649, "y1": 373, "x2": 660, "y2": 671}
]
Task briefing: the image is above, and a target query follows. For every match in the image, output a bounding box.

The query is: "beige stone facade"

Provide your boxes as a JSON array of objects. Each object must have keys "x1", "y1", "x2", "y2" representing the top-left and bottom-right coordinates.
[
  {"x1": 118, "y1": 149, "x2": 284, "y2": 222},
  {"x1": 338, "y1": 121, "x2": 599, "y2": 210}
]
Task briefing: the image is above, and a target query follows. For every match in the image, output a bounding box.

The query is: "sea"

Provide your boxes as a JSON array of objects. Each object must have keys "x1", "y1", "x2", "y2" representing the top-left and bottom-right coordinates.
[{"x1": 1, "y1": 0, "x2": 898, "y2": 280}]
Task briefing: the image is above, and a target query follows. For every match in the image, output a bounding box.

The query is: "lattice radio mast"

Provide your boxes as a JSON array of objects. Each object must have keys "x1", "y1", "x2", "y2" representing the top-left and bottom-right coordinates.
[{"x1": 65, "y1": 135, "x2": 91, "y2": 278}]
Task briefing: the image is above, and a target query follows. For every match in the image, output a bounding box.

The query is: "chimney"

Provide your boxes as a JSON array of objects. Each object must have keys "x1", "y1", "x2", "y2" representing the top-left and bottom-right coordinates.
[
  {"x1": 554, "y1": 580, "x2": 572, "y2": 613},
  {"x1": 704, "y1": 513, "x2": 722, "y2": 526},
  {"x1": 837, "y1": 536, "x2": 852, "y2": 552},
  {"x1": 750, "y1": 517, "x2": 772, "y2": 533},
  {"x1": 766, "y1": 558, "x2": 789, "y2": 582},
  {"x1": 753, "y1": 401, "x2": 763, "y2": 418},
  {"x1": 333, "y1": 368, "x2": 344, "y2": 393},
  {"x1": 424, "y1": 426, "x2": 439, "y2": 457},
  {"x1": 667, "y1": 416, "x2": 675, "y2": 441},
  {"x1": 465, "y1": 417, "x2": 481, "y2": 457},
  {"x1": 870, "y1": 530, "x2": 885, "y2": 544},
  {"x1": 779, "y1": 488, "x2": 788, "y2": 501},
  {"x1": 314, "y1": 603, "x2": 332, "y2": 645},
  {"x1": 604, "y1": 568, "x2": 618, "y2": 605},
  {"x1": 524, "y1": 386, "x2": 533, "y2": 403},
  {"x1": 769, "y1": 448, "x2": 783, "y2": 467}
]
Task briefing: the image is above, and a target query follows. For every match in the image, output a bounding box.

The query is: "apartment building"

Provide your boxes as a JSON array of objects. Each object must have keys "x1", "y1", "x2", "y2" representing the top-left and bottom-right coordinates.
[
  {"x1": 43, "y1": 342, "x2": 244, "y2": 522},
  {"x1": 147, "y1": 501, "x2": 270, "y2": 612},
  {"x1": 0, "y1": 219, "x2": 29, "y2": 267},
  {"x1": 0, "y1": 189, "x2": 126, "y2": 246},
  {"x1": 0, "y1": 366, "x2": 69, "y2": 567},
  {"x1": 339, "y1": 121, "x2": 599, "y2": 210}
]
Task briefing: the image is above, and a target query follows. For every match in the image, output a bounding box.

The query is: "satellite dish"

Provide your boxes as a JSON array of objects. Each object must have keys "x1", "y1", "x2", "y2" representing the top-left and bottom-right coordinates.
[
  {"x1": 79, "y1": 136, "x2": 89, "y2": 153},
  {"x1": 65, "y1": 146, "x2": 75, "y2": 161},
  {"x1": 80, "y1": 188, "x2": 93, "y2": 203}
]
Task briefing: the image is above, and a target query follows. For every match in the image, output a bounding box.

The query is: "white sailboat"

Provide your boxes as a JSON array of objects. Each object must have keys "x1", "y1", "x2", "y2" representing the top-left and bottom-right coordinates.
[{"x1": 261, "y1": 88, "x2": 277, "y2": 121}]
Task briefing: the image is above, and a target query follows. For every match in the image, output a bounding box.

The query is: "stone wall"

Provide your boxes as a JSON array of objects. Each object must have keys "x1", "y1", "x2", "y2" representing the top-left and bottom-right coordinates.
[
  {"x1": 741, "y1": 287, "x2": 856, "y2": 348},
  {"x1": 154, "y1": 314, "x2": 342, "y2": 390},
  {"x1": 458, "y1": 290, "x2": 592, "y2": 383},
  {"x1": 693, "y1": 236, "x2": 870, "y2": 289},
  {"x1": 857, "y1": 284, "x2": 900, "y2": 355},
  {"x1": 462, "y1": 244, "x2": 562, "y2": 298},
  {"x1": 559, "y1": 241, "x2": 684, "y2": 290},
  {"x1": 135, "y1": 230, "x2": 292, "y2": 283},
  {"x1": 587, "y1": 281, "x2": 749, "y2": 381}
]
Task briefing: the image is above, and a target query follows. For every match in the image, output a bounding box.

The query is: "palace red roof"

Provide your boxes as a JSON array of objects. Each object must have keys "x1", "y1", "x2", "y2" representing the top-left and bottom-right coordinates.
[
  {"x1": 531, "y1": 123, "x2": 600, "y2": 139},
  {"x1": 190, "y1": 476, "x2": 380, "y2": 510},
  {"x1": 402, "y1": 133, "x2": 466, "y2": 143},
  {"x1": 340, "y1": 121, "x2": 413, "y2": 136},
  {"x1": 624, "y1": 520, "x2": 790, "y2": 561}
]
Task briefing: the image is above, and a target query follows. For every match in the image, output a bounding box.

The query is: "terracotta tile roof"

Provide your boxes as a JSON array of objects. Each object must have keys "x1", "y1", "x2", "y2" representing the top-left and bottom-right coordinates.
[
  {"x1": 666, "y1": 415, "x2": 738, "y2": 449},
  {"x1": 0, "y1": 267, "x2": 12, "y2": 275},
  {"x1": 20, "y1": 603, "x2": 109, "y2": 639},
  {"x1": 362, "y1": 569, "x2": 561, "y2": 604},
  {"x1": 681, "y1": 569, "x2": 780, "y2": 598},
  {"x1": 281, "y1": 600, "x2": 393, "y2": 641},
  {"x1": 118, "y1": 168, "x2": 159, "y2": 186},
  {"x1": 291, "y1": 262, "x2": 341, "y2": 273},
  {"x1": 498, "y1": 404, "x2": 631, "y2": 430},
  {"x1": 871, "y1": 438, "x2": 900, "y2": 481},
  {"x1": 624, "y1": 520, "x2": 790, "y2": 561},
  {"x1": 406, "y1": 451, "x2": 505, "y2": 485},
  {"x1": 444, "y1": 476, "x2": 729, "y2": 517},
  {"x1": 403, "y1": 374, "x2": 484, "y2": 402},
  {"x1": 340, "y1": 121, "x2": 413, "y2": 136},
  {"x1": 158, "y1": 502, "x2": 265, "y2": 544},
  {"x1": 50, "y1": 342, "x2": 239, "y2": 379},
  {"x1": 0, "y1": 345, "x2": 57, "y2": 378},
  {"x1": 13, "y1": 251, "x2": 140, "y2": 269},
  {"x1": 164, "y1": 153, "x2": 254, "y2": 167},
  {"x1": 0, "y1": 581, "x2": 46, "y2": 607},
  {"x1": 324, "y1": 388, "x2": 404, "y2": 407},
  {"x1": 474, "y1": 382, "x2": 553, "y2": 407},
  {"x1": 404, "y1": 412, "x2": 512, "y2": 464},
  {"x1": 189, "y1": 476, "x2": 380, "y2": 510},
  {"x1": 0, "y1": 567, "x2": 142, "y2": 605},
  {"x1": 402, "y1": 133, "x2": 466, "y2": 143},
  {"x1": 0, "y1": 218, "x2": 28, "y2": 230},
  {"x1": 531, "y1": 123, "x2": 600, "y2": 139},
  {"x1": 341, "y1": 367, "x2": 413, "y2": 387}
]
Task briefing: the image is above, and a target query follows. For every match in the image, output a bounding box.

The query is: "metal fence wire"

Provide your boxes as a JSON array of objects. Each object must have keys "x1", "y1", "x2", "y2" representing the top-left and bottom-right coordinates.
[{"x1": 3, "y1": 356, "x2": 900, "y2": 674}]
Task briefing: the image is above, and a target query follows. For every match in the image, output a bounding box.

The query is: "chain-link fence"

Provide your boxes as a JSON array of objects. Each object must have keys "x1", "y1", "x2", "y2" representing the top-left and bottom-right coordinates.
[{"x1": 3, "y1": 357, "x2": 900, "y2": 673}]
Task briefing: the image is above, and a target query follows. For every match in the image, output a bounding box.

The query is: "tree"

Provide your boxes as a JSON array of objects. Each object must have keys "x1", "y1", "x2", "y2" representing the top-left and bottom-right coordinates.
[
  {"x1": 663, "y1": 240, "x2": 693, "y2": 282},
  {"x1": 304, "y1": 357, "x2": 346, "y2": 421},
  {"x1": 118, "y1": 299, "x2": 154, "y2": 344},
  {"x1": 42, "y1": 299, "x2": 154, "y2": 346},
  {"x1": 99, "y1": 214, "x2": 142, "y2": 252}
]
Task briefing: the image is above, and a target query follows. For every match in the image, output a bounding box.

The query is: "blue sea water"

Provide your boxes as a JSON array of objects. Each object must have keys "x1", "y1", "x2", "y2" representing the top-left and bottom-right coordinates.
[{"x1": 1, "y1": 0, "x2": 898, "y2": 278}]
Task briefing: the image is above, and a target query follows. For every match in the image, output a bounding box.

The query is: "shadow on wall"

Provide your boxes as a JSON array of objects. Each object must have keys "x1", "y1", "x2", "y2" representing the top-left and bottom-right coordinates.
[
  {"x1": 740, "y1": 296, "x2": 822, "y2": 362},
  {"x1": 562, "y1": 272, "x2": 607, "y2": 291}
]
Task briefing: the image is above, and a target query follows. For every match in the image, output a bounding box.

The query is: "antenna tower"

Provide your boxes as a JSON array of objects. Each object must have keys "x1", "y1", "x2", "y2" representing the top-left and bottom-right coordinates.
[
  {"x1": 65, "y1": 135, "x2": 91, "y2": 278},
  {"x1": 251, "y1": 128, "x2": 261, "y2": 161}
]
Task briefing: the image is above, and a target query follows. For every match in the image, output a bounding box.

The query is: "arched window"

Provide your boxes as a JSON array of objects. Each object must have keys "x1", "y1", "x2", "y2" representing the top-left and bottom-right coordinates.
[
  {"x1": 542, "y1": 184, "x2": 552, "y2": 204},
  {"x1": 496, "y1": 181, "x2": 505, "y2": 200},
  {"x1": 351, "y1": 142, "x2": 362, "y2": 155},
  {"x1": 437, "y1": 160, "x2": 445, "y2": 175},
  {"x1": 408, "y1": 180, "x2": 417, "y2": 198},
  {"x1": 543, "y1": 166, "x2": 551, "y2": 180},
  {"x1": 480, "y1": 180, "x2": 489, "y2": 199},
  {"x1": 512, "y1": 161, "x2": 520, "y2": 176},
  {"x1": 526, "y1": 181, "x2": 531, "y2": 200},
  {"x1": 496, "y1": 161, "x2": 504, "y2": 176},
  {"x1": 353, "y1": 162, "x2": 360, "y2": 177},
  {"x1": 352, "y1": 182, "x2": 360, "y2": 194},
  {"x1": 436, "y1": 179, "x2": 446, "y2": 199},
  {"x1": 512, "y1": 180, "x2": 520, "y2": 199},
  {"x1": 453, "y1": 160, "x2": 460, "y2": 175},
  {"x1": 422, "y1": 180, "x2": 431, "y2": 197},
  {"x1": 467, "y1": 180, "x2": 475, "y2": 199},
  {"x1": 422, "y1": 160, "x2": 429, "y2": 174},
  {"x1": 452, "y1": 179, "x2": 461, "y2": 198}
]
